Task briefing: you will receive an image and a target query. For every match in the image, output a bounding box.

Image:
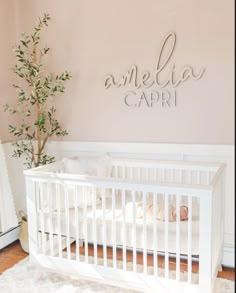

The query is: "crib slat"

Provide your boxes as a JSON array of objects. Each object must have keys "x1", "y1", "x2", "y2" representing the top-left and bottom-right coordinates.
[
  {"x1": 83, "y1": 186, "x2": 88, "y2": 263},
  {"x1": 145, "y1": 168, "x2": 149, "y2": 181},
  {"x1": 39, "y1": 182, "x2": 46, "y2": 254},
  {"x1": 56, "y1": 183, "x2": 62, "y2": 258},
  {"x1": 74, "y1": 185, "x2": 79, "y2": 261},
  {"x1": 138, "y1": 168, "x2": 141, "y2": 198},
  {"x1": 35, "y1": 182, "x2": 40, "y2": 249},
  {"x1": 138, "y1": 167, "x2": 141, "y2": 180},
  {"x1": 197, "y1": 171, "x2": 201, "y2": 184},
  {"x1": 206, "y1": 171, "x2": 210, "y2": 185},
  {"x1": 65, "y1": 184, "x2": 71, "y2": 259},
  {"x1": 180, "y1": 170, "x2": 183, "y2": 184},
  {"x1": 122, "y1": 189, "x2": 127, "y2": 271},
  {"x1": 196, "y1": 172, "x2": 201, "y2": 205},
  {"x1": 188, "y1": 196, "x2": 193, "y2": 283},
  {"x1": 102, "y1": 188, "x2": 107, "y2": 267},
  {"x1": 122, "y1": 166, "x2": 125, "y2": 179},
  {"x1": 154, "y1": 168, "x2": 157, "y2": 181},
  {"x1": 170, "y1": 169, "x2": 174, "y2": 202},
  {"x1": 112, "y1": 188, "x2": 117, "y2": 269},
  {"x1": 190, "y1": 170, "x2": 194, "y2": 184},
  {"x1": 188, "y1": 170, "x2": 192, "y2": 184},
  {"x1": 47, "y1": 183, "x2": 54, "y2": 257},
  {"x1": 114, "y1": 165, "x2": 118, "y2": 179},
  {"x1": 164, "y1": 193, "x2": 169, "y2": 279},
  {"x1": 143, "y1": 191, "x2": 147, "y2": 274},
  {"x1": 132, "y1": 191, "x2": 137, "y2": 273},
  {"x1": 163, "y1": 168, "x2": 166, "y2": 182},
  {"x1": 92, "y1": 188, "x2": 97, "y2": 265},
  {"x1": 35, "y1": 181, "x2": 40, "y2": 212},
  {"x1": 130, "y1": 167, "x2": 133, "y2": 180},
  {"x1": 153, "y1": 192, "x2": 158, "y2": 277},
  {"x1": 170, "y1": 168, "x2": 174, "y2": 183},
  {"x1": 176, "y1": 194, "x2": 181, "y2": 281}
]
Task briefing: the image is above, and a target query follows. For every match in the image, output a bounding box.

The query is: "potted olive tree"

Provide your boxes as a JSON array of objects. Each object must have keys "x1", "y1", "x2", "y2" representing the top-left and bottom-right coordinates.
[
  {"x1": 4, "y1": 13, "x2": 72, "y2": 252},
  {"x1": 4, "y1": 13, "x2": 72, "y2": 169}
]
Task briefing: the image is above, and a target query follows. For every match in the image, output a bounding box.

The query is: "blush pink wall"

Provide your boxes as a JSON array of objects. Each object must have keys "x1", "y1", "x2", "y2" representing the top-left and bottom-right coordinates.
[
  {"x1": 0, "y1": 0, "x2": 234, "y2": 144},
  {"x1": 0, "y1": 0, "x2": 19, "y2": 143}
]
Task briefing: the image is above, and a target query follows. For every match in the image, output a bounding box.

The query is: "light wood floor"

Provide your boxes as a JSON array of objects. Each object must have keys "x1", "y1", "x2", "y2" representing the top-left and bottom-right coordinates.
[{"x1": 0, "y1": 240, "x2": 234, "y2": 282}]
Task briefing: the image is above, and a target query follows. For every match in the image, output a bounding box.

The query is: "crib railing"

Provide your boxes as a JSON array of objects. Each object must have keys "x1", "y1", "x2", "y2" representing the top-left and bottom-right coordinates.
[
  {"x1": 25, "y1": 159, "x2": 225, "y2": 293},
  {"x1": 111, "y1": 158, "x2": 218, "y2": 185}
]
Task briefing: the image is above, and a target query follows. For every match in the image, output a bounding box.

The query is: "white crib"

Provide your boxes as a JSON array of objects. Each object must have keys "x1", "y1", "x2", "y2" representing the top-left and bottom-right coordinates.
[{"x1": 24, "y1": 157, "x2": 225, "y2": 293}]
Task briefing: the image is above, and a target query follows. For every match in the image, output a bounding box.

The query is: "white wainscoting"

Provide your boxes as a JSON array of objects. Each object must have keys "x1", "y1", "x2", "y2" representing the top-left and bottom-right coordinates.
[
  {"x1": 0, "y1": 226, "x2": 20, "y2": 250},
  {"x1": 3, "y1": 141, "x2": 235, "y2": 267}
]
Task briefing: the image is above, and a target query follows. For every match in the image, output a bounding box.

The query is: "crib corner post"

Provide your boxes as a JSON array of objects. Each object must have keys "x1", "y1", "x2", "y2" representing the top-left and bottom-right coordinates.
[
  {"x1": 25, "y1": 177, "x2": 38, "y2": 257},
  {"x1": 199, "y1": 191, "x2": 213, "y2": 293}
]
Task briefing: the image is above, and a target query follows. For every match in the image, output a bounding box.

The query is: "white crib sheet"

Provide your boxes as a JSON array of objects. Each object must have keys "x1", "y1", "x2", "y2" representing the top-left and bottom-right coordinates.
[{"x1": 39, "y1": 198, "x2": 199, "y2": 256}]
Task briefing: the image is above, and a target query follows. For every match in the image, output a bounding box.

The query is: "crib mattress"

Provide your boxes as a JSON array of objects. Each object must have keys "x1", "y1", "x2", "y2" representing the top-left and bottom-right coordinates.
[{"x1": 38, "y1": 198, "x2": 199, "y2": 256}]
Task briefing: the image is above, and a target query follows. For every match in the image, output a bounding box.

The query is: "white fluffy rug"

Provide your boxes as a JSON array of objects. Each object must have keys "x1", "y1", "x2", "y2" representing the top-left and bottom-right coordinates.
[{"x1": 0, "y1": 257, "x2": 234, "y2": 293}]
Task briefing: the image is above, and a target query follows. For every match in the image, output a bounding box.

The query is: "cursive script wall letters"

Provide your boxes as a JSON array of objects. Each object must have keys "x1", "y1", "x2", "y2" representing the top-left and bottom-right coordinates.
[{"x1": 104, "y1": 32, "x2": 205, "y2": 108}]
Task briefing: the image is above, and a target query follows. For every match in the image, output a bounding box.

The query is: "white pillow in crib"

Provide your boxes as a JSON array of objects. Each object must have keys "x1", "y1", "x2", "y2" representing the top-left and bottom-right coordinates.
[
  {"x1": 64, "y1": 158, "x2": 91, "y2": 174},
  {"x1": 63, "y1": 155, "x2": 111, "y2": 177},
  {"x1": 58, "y1": 155, "x2": 112, "y2": 204}
]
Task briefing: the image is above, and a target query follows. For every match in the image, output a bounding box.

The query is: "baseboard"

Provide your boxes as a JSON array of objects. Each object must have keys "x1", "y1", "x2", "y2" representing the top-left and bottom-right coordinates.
[
  {"x1": 222, "y1": 233, "x2": 235, "y2": 268},
  {"x1": 222, "y1": 248, "x2": 235, "y2": 268},
  {"x1": 0, "y1": 225, "x2": 20, "y2": 249}
]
